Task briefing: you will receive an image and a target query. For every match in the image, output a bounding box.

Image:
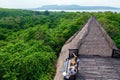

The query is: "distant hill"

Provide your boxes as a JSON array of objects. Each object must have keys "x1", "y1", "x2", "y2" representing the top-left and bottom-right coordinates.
[{"x1": 34, "y1": 5, "x2": 120, "y2": 10}]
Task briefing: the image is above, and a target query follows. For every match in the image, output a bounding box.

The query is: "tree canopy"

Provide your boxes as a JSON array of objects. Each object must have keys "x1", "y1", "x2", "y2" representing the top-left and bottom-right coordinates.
[{"x1": 0, "y1": 8, "x2": 120, "y2": 80}]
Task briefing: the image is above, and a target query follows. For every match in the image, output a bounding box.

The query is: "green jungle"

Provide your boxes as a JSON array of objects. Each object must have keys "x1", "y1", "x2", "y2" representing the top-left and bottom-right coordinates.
[{"x1": 0, "y1": 8, "x2": 120, "y2": 80}]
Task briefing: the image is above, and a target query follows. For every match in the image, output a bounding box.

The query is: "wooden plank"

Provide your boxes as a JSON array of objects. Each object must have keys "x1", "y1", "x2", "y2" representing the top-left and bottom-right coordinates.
[{"x1": 76, "y1": 57, "x2": 120, "y2": 80}]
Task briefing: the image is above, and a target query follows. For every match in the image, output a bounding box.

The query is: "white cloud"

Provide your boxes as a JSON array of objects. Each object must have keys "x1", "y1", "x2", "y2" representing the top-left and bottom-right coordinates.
[{"x1": 0, "y1": 0, "x2": 120, "y2": 9}]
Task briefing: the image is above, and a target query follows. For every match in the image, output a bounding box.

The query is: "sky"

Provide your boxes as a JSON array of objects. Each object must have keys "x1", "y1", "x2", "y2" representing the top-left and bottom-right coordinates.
[{"x1": 0, "y1": 0, "x2": 120, "y2": 9}]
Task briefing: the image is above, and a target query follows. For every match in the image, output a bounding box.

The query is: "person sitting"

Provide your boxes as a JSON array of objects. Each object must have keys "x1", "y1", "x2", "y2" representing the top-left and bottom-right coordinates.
[
  {"x1": 70, "y1": 57, "x2": 77, "y2": 64},
  {"x1": 71, "y1": 52, "x2": 80, "y2": 64}
]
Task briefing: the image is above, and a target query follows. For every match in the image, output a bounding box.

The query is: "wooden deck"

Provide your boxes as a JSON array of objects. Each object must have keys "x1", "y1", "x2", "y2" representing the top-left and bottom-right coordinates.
[{"x1": 77, "y1": 56, "x2": 120, "y2": 80}]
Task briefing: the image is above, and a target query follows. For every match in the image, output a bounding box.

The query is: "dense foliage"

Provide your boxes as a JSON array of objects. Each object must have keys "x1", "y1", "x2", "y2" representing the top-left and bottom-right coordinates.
[{"x1": 0, "y1": 8, "x2": 120, "y2": 80}]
